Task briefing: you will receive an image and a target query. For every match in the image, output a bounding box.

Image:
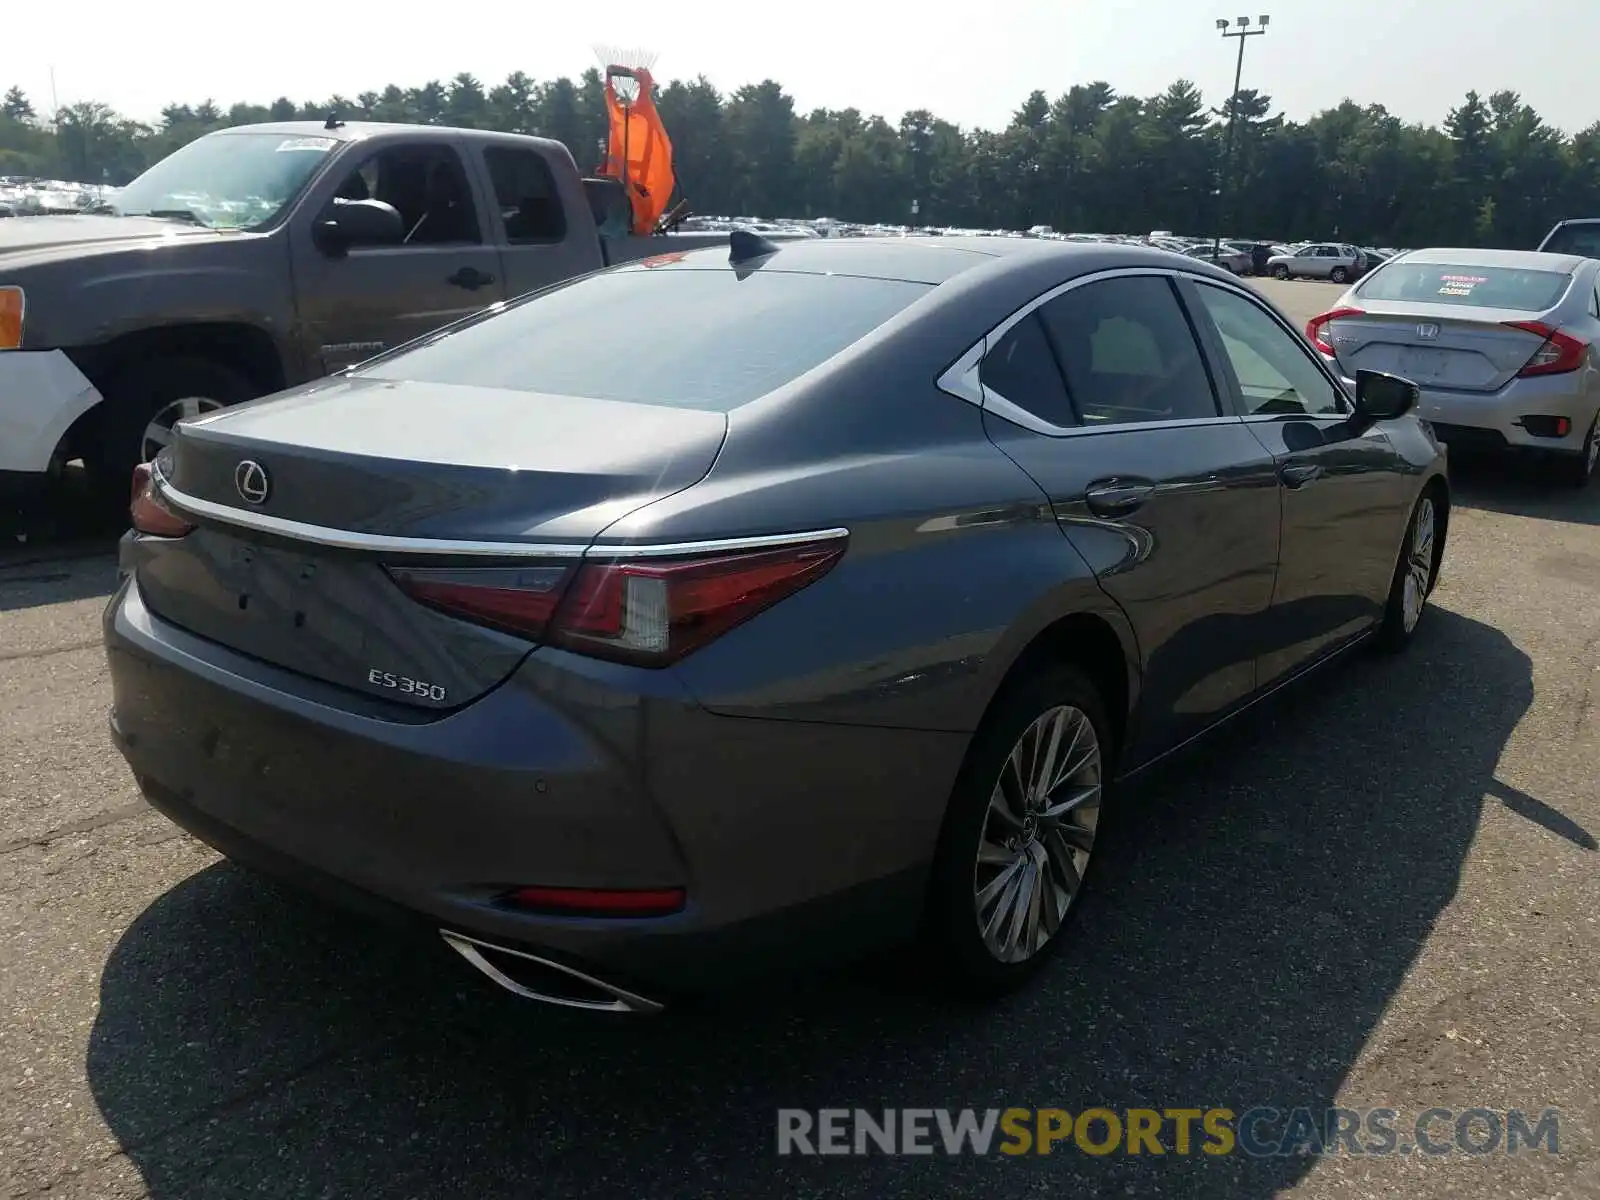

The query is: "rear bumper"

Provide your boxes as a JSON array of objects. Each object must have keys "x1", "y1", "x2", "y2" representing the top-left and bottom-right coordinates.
[
  {"x1": 0, "y1": 350, "x2": 103, "y2": 475},
  {"x1": 103, "y1": 576, "x2": 958, "y2": 996},
  {"x1": 1337, "y1": 371, "x2": 1598, "y2": 455}
]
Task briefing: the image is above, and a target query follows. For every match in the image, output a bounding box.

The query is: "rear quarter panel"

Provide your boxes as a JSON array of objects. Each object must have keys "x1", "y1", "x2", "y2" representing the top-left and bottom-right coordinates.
[{"x1": 602, "y1": 363, "x2": 1137, "y2": 734}]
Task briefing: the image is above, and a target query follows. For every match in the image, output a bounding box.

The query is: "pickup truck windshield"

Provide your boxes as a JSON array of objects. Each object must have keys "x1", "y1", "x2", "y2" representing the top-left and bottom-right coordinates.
[
  {"x1": 1539, "y1": 223, "x2": 1600, "y2": 259},
  {"x1": 108, "y1": 132, "x2": 338, "y2": 229}
]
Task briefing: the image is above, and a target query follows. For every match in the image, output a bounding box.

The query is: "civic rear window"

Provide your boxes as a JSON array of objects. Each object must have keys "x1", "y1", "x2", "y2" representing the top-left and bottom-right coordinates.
[
  {"x1": 360, "y1": 268, "x2": 931, "y2": 410},
  {"x1": 1355, "y1": 263, "x2": 1572, "y2": 311}
]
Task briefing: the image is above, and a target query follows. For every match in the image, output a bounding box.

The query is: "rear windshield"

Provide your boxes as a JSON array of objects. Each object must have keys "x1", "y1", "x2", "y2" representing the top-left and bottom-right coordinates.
[
  {"x1": 1355, "y1": 262, "x2": 1571, "y2": 311},
  {"x1": 360, "y1": 268, "x2": 932, "y2": 410},
  {"x1": 1539, "y1": 224, "x2": 1600, "y2": 259}
]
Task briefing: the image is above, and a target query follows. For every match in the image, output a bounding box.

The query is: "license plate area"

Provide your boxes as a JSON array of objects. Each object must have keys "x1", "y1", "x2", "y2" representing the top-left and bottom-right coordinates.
[
  {"x1": 1398, "y1": 347, "x2": 1448, "y2": 380},
  {"x1": 223, "y1": 540, "x2": 333, "y2": 635}
]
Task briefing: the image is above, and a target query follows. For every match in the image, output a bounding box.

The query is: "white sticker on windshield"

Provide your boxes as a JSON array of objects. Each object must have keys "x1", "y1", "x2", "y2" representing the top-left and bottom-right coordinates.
[{"x1": 276, "y1": 136, "x2": 337, "y2": 153}]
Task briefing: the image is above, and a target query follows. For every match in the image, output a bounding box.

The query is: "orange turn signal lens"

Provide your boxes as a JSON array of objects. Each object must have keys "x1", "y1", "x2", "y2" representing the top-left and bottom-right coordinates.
[{"x1": 0, "y1": 287, "x2": 23, "y2": 350}]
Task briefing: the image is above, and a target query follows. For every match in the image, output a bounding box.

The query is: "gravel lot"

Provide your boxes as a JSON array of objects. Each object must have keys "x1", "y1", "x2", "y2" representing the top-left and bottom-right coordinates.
[{"x1": 2, "y1": 279, "x2": 1597, "y2": 1199}]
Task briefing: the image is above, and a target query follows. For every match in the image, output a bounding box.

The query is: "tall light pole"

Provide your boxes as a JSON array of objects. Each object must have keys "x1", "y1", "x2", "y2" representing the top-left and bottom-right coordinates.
[{"x1": 1212, "y1": 14, "x2": 1269, "y2": 258}]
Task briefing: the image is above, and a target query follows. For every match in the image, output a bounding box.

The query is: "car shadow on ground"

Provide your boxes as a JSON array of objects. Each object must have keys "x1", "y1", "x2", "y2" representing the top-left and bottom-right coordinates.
[
  {"x1": 1448, "y1": 453, "x2": 1600, "y2": 526},
  {"x1": 86, "y1": 607, "x2": 1529, "y2": 1198}
]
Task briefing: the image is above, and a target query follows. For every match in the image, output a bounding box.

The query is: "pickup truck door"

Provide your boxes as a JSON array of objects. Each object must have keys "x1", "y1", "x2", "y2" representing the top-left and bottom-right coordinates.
[
  {"x1": 289, "y1": 135, "x2": 509, "y2": 376},
  {"x1": 462, "y1": 139, "x2": 605, "y2": 299}
]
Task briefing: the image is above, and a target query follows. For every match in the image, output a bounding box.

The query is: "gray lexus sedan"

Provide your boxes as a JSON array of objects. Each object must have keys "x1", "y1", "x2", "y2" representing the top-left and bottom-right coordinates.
[{"x1": 104, "y1": 236, "x2": 1448, "y2": 1013}]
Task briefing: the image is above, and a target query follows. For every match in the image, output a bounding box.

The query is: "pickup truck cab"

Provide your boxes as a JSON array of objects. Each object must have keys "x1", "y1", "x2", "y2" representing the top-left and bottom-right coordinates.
[
  {"x1": 0, "y1": 120, "x2": 741, "y2": 501},
  {"x1": 1537, "y1": 219, "x2": 1600, "y2": 259}
]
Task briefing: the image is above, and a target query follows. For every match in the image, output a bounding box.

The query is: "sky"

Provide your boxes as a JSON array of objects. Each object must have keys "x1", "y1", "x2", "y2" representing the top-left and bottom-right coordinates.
[{"x1": 6, "y1": 1, "x2": 1597, "y2": 137}]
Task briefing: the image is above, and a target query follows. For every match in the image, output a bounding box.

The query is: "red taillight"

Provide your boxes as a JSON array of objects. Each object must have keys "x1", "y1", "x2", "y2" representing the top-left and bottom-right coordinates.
[
  {"x1": 129, "y1": 462, "x2": 195, "y2": 538},
  {"x1": 388, "y1": 564, "x2": 574, "y2": 640},
  {"x1": 1305, "y1": 307, "x2": 1364, "y2": 355},
  {"x1": 1506, "y1": 320, "x2": 1588, "y2": 377},
  {"x1": 389, "y1": 535, "x2": 846, "y2": 666},
  {"x1": 502, "y1": 885, "x2": 686, "y2": 917}
]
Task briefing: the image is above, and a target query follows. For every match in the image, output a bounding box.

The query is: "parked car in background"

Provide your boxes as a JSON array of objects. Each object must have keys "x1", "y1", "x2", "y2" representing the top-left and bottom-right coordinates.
[
  {"x1": 1537, "y1": 219, "x2": 1600, "y2": 259},
  {"x1": 1226, "y1": 240, "x2": 1276, "y2": 275},
  {"x1": 105, "y1": 236, "x2": 1447, "y2": 1011},
  {"x1": 1308, "y1": 247, "x2": 1600, "y2": 486},
  {"x1": 1267, "y1": 243, "x2": 1367, "y2": 283},
  {"x1": 1356, "y1": 248, "x2": 1391, "y2": 277},
  {"x1": 1184, "y1": 242, "x2": 1252, "y2": 274}
]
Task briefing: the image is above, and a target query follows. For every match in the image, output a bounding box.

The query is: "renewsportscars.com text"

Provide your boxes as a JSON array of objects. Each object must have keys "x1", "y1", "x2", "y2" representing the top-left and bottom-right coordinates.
[{"x1": 776, "y1": 1107, "x2": 1561, "y2": 1158}]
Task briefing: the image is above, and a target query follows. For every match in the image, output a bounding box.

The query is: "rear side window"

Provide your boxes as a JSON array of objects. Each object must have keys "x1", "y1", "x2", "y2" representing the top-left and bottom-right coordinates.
[
  {"x1": 484, "y1": 147, "x2": 566, "y2": 243},
  {"x1": 1037, "y1": 276, "x2": 1219, "y2": 424},
  {"x1": 360, "y1": 268, "x2": 930, "y2": 410},
  {"x1": 1355, "y1": 262, "x2": 1572, "y2": 311},
  {"x1": 979, "y1": 314, "x2": 1076, "y2": 426}
]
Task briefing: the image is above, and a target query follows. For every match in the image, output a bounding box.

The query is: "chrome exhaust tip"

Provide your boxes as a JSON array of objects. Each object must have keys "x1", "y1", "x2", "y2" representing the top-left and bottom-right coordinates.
[{"x1": 440, "y1": 930, "x2": 664, "y2": 1015}]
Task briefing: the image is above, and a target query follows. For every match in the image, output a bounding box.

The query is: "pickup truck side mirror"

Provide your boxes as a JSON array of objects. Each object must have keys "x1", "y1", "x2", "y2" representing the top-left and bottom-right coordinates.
[{"x1": 314, "y1": 198, "x2": 404, "y2": 257}]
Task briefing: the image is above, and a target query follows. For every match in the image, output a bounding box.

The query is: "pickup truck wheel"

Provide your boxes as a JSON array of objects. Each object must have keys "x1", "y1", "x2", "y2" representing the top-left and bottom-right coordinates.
[{"x1": 87, "y1": 357, "x2": 255, "y2": 492}]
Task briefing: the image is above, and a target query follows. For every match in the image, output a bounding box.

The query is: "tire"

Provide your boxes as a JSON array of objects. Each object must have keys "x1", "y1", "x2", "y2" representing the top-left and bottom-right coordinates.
[
  {"x1": 1330, "y1": 266, "x2": 1349, "y2": 284},
  {"x1": 1375, "y1": 487, "x2": 1442, "y2": 652},
  {"x1": 1558, "y1": 413, "x2": 1599, "y2": 488},
  {"x1": 85, "y1": 356, "x2": 256, "y2": 493},
  {"x1": 924, "y1": 663, "x2": 1112, "y2": 997},
  {"x1": 1272, "y1": 264, "x2": 1290, "y2": 280}
]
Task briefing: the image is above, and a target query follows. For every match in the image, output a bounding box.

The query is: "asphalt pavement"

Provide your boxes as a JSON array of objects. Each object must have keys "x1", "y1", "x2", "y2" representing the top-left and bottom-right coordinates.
[{"x1": 2, "y1": 279, "x2": 1597, "y2": 1199}]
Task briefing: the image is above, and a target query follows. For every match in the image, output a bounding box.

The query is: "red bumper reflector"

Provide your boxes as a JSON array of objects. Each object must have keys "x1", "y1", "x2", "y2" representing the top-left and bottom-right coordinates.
[{"x1": 503, "y1": 885, "x2": 687, "y2": 917}]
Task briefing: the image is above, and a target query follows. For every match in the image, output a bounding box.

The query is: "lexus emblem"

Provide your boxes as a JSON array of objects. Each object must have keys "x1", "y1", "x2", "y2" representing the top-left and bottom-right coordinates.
[
  {"x1": 234, "y1": 460, "x2": 270, "y2": 505},
  {"x1": 1416, "y1": 322, "x2": 1440, "y2": 341}
]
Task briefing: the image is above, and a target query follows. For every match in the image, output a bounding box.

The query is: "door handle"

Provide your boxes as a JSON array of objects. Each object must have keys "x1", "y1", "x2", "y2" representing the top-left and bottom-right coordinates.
[
  {"x1": 447, "y1": 267, "x2": 495, "y2": 290},
  {"x1": 1084, "y1": 478, "x2": 1156, "y2": 517},
  {"x1": 1280, "y1": 462, "x2": 1323, "y2": 488}
]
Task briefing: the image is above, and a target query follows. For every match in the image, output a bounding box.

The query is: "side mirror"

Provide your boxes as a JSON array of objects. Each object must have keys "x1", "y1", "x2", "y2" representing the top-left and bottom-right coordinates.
[
  {"x1": 313, "y1": 198, "x2": 404, "y2": 257},
  {"x1": 1349, "y1": 369, "x2": 1419, "y2": 432}
]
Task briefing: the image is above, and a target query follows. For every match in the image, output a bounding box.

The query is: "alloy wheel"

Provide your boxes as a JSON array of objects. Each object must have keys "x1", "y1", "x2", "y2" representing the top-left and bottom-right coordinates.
[
  {"x1": 1402, "y1": 496, "x2": 1436, "y2": 633},
  {"x1": 141, "y1": 396, "x2": 225, "y2": 463},
  {"x1": 972, "y1": 704, "x2": 1101, "y2": 964}
]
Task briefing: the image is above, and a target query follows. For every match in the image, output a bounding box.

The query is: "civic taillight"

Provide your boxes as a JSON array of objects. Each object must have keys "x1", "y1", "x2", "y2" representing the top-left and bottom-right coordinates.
[
  {"x1": 388, "y1": 535, "x2": 846, "y2": 666},
  {"x1": 1505, "y1": 321, "x2": 1588, "y2": 377},
  {"x1": 1305, "y1": 306, "x2": 1364, "y2": 355},
  {"x1": 129, "y1": 463, "x2": 195, "y2": 538}
]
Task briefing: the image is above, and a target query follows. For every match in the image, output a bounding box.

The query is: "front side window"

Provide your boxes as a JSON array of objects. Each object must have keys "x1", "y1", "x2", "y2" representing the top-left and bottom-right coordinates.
[
  {"x1": 359, "y1": 267, "x2": 931, "y2": 410},
  {"x1": 1037, "y1": 275, "x2": 1219, "y2": 425},
  {"x1": 328, "y1": 144, "x2": 482, "y2": 246},
  {"x1": 109, "y1": 131, "x2": 336, "y2": 229},
  {"x1": 1192, "y1": 282, "x2": 1345, "y2": 416},
  {"x1": 483, "y1": 147, "x2": 566, "y2": 243}
]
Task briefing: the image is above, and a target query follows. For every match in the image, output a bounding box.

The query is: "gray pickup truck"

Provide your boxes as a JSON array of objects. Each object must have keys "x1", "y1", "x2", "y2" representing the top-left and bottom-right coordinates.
[{"x1": 0, "y1": 119, "x2": 751, "y2": 501}]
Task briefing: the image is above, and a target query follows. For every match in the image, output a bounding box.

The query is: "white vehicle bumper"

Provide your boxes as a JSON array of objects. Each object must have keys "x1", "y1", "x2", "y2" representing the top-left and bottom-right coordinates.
[
  {"x1": 1335, "y1": 368, "x2": 1597, "y2": 454},
  {"x1": 0, "y1": 350, "x2": 103, "y2": 476}
]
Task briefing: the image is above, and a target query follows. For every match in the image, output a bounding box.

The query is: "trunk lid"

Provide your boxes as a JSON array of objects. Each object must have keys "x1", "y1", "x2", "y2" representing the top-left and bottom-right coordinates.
[
  {"x1": 1327, "y1": 303, "x2": 1556, "y2": 393},
  {"x1": 137, "y1": 376, "x2": 727, "y2": 709}
]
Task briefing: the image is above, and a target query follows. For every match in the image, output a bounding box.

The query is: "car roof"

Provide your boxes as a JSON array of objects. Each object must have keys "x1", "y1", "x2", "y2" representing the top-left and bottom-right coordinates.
[
  {"x1": 208, "y1": 121, "x2": 570, "y2": 156},
  {"x1": 1398, "y1": 246, "x2": 1587, "y2": 273},
  {"x1": 613, "y1": 235, "x2": 1230, "y2": 287}
]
